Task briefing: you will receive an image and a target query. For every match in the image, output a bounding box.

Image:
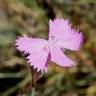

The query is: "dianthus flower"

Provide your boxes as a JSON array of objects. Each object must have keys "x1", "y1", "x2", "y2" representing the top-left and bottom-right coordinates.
[{"x1": 15, "y1": 19, "x2": 83, "y2": 72}]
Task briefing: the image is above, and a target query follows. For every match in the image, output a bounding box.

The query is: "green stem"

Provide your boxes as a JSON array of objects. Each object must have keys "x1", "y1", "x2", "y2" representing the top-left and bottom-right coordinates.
[{"x1": 31, "y1": 87, "x2": 36, "y2": 96}]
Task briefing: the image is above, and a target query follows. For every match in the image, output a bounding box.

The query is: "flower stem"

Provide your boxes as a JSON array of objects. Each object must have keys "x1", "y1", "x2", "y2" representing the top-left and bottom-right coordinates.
[
  {"x1": 31, "y1": 67, "x2": 37, "y2": 96},
  {"x1": 31, "y1": 87, "x2": 36, "y2": 96}
]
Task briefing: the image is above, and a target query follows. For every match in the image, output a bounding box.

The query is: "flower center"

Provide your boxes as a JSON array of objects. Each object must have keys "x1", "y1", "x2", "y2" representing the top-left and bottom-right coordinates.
[
  {"x1": 43, "y1": 43, "x2": 50, "y2": 54},
  {"x1": 49, "y1": 36, "x2": 57, "y2": 44},
  {"x1": 43, "y1": 36, "x2": 58, "y2": 54}
]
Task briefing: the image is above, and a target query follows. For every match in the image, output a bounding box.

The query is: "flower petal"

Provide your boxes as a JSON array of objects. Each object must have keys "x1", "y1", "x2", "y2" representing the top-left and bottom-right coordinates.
[
  {"x1": 49, "y1": 19, "x2": 70, "y2": 40},
  {"x1": 49, "y1": 19, "x2": 83, "y2": 50},
  {"x1": 56, "y1": 31, "x2": 83, "y2": 50},
  {"x1": 15, "y1": 35, "x2": 47, "y2": 53},
  {"x1": 50, "y1": 46, "x2": 75, "y2": 67},
  {"x1": 27, "y1": 49, "x2": 49, "y2": 72}
]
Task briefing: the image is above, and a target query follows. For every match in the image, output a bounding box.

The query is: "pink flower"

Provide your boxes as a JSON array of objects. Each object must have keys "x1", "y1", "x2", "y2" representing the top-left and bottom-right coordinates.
[{"x1": 15, "y1": 18, "x2": 83, "y2": 72}]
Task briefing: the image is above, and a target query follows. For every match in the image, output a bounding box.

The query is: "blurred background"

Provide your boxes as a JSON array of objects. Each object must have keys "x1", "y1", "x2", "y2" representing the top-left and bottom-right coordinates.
[{"x1": 0, "y1": 0, "x2": 96, "y2": 96}]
